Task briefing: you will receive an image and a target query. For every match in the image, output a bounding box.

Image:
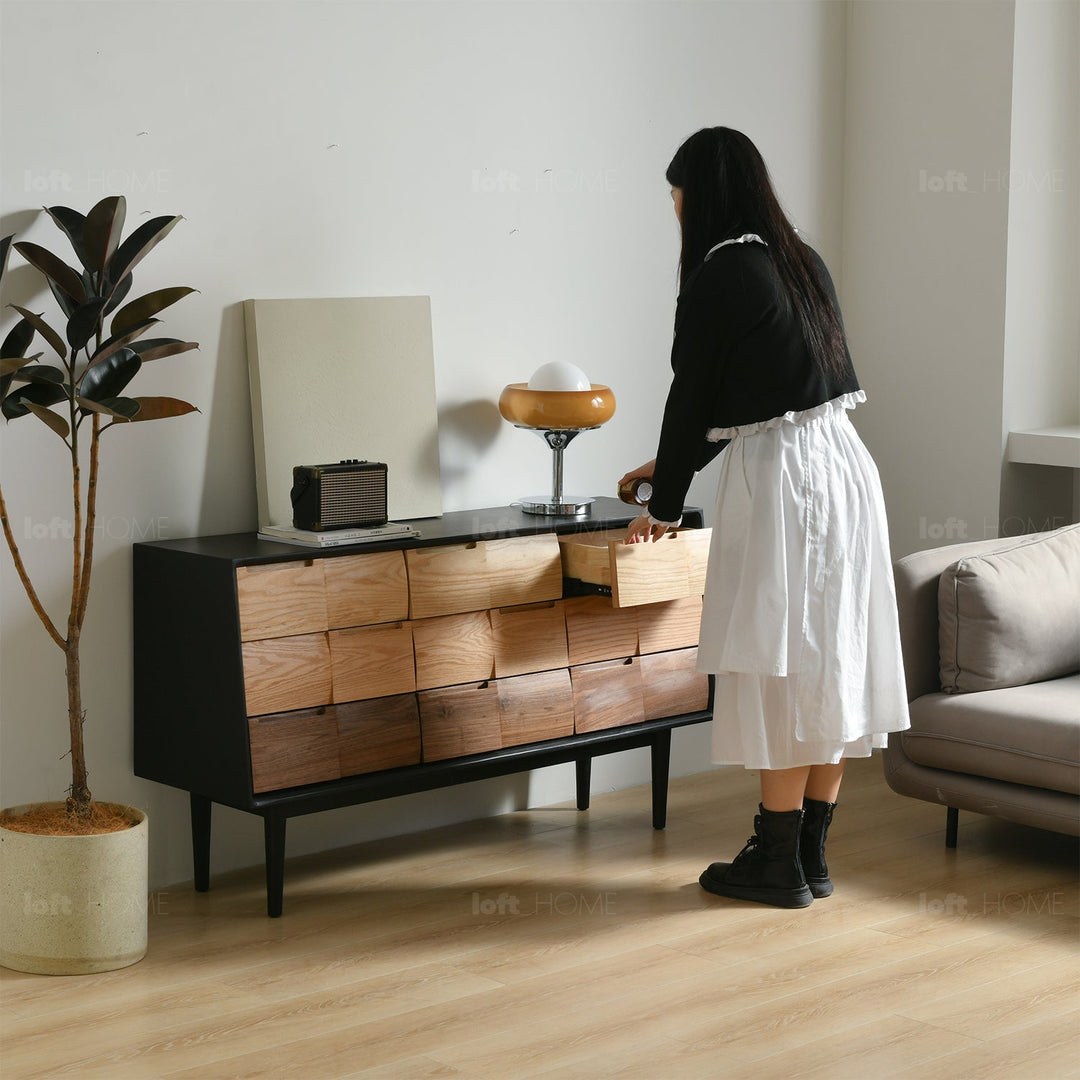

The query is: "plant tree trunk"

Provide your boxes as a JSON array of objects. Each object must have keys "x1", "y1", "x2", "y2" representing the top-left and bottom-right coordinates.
[{"x1": 64, "y1": 629, "x2": 91, "y2": 816}]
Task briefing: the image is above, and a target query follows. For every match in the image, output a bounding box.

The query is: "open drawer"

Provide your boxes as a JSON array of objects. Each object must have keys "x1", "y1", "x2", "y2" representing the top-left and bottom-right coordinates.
[{"x1": 559, "y1": 527, "x2": 710, "y2": 607}]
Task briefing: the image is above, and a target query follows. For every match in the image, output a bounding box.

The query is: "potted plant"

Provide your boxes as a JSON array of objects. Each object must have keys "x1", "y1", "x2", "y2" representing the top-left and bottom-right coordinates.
[{"x1": 0, "y1": 195, "x2": 198, "y2": 974}]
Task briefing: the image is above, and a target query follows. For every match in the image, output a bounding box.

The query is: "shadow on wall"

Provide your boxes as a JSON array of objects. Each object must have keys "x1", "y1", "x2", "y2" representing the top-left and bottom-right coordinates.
[{"x1": 434, "y1": 399, "x2": 503, "y2": 489}]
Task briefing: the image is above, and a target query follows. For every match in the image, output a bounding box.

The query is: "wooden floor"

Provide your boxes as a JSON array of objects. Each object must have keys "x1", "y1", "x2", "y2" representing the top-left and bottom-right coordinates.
[{"x1": 2, "y1": 756, "x2": 1078, "y2": 1080}]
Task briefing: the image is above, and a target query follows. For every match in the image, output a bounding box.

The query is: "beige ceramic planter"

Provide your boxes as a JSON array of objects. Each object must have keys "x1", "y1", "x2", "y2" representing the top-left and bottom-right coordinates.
[{"x1": 0, "y1": 803, "x2": 148, "y2": 975}]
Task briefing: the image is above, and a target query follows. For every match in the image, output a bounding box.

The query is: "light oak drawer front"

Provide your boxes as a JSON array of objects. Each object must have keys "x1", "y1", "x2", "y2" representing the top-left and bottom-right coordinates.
[
  {"x1": 419, "y1": 681, "x2": 501, "y2": 762},
  {"x1": 498, "y1": 669, "x2": 574, "y2": 748},
  {"x1": 563, "y1": 595, "x2": 639, "y2": 666},
  {"x1": 406, "y1": 534, "x2": 563, "y2": 619},
  {"x1": 641, "y1": 648, "x2": 709, "y2": 720},
  {"x1": 571, "y1": 656, "x2": 645, "y2": 733},
  {"x1": 323, "y1": 551, "x2": 409, "y2": 629},
  {"x1": 637, "y1": 595, "x2": 703, "y2": 654},
  {"x1": 559, "y1": 527, "x2": 711, "y2": 608},
  {"x1": 336, "y1": 695, "x2": 422, "y2": 776},
  {"x1": 490, "y1": 601, "x2": 569, "y2": 679},
  {"x1": 406, "y1": 542, "x2": 490, "y2": 619},
  {"x1": 412, "y1": 610, "x2": 495, "y2": 690},
  {"x1": 248, "y1": 705, "x2": 341, "y2": 792},
  {"x1": 236, "y1": 561, "x2": 327, "y2": 641},
  {"x1": 242, "y1": 633, "x2": 333, "y2": 716},
  {"x1": 329, "y1": 623, "x2": 416, "y2": 702},
  {"x1": 485, "y1": 534, "x2": 563, "y2": 609}
]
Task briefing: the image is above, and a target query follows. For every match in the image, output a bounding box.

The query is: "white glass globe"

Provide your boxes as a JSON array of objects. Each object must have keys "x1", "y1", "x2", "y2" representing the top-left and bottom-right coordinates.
[{"x1": 527, "y1": 361, "x2": 591, "y2": 392}]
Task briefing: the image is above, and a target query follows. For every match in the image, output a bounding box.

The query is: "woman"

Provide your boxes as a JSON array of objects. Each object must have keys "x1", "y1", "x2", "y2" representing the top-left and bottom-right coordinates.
[{"x1": 621, "y1": 127, "x2": 910, "y2": 908}]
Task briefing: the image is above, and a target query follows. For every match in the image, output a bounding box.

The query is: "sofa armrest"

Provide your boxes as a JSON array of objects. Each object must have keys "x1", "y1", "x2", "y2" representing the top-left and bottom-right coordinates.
[{"x1": 893, "y1": 536, "x2": 1042, "y2": 701}]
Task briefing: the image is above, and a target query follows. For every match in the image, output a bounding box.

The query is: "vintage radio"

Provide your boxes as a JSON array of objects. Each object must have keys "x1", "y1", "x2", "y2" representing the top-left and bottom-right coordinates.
[{"x1": 290, "y1": 460, "x2": 389, "y2": 530}]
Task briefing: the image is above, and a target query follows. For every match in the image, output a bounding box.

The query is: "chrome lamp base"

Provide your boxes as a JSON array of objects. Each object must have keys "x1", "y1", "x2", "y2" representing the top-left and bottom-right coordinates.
[{"x1": 516, "y1": 427, "x2": 597, "y2": 517}]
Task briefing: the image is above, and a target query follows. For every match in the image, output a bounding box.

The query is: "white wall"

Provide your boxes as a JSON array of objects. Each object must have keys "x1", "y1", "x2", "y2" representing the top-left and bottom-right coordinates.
[
  {"x1": 999, "y1": 0, "x2": 1080, "y2": 532},
  {"x1": 0, "y1": 0, "x2": 848, "y2": 891}
]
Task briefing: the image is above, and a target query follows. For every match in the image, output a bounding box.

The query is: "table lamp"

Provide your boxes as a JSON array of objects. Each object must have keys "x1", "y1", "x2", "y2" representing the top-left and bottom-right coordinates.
[{"x1": 498, "y1": 362, "x2": 616, "y2": 515}]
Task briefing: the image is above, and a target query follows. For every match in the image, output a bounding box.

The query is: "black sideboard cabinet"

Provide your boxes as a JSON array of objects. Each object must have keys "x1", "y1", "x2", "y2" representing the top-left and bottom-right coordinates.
[{"x1": 133, "y1": 499, "x2": 712, "y2": 915}]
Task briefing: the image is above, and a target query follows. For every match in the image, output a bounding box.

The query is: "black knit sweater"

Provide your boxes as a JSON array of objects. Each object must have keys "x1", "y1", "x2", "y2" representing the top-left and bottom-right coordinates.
[{"x1": 648, "y1": 241, "x2": 861, "y2": 524}]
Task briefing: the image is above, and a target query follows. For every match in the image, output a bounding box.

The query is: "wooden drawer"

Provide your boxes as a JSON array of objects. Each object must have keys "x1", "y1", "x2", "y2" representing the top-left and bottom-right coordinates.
[
  {"x1": 248, "y1": 705, "x2": 340, "y2": 792},
  {"x1": 570, "y1": 656, "x2": 645, "y2": 733},
  {"x1": 559, "y1": 527, "x2": 711, "y2": 608},
  {"x1": 498, "y1": 669, "x2": 574, "y2": 748},
  {"x1": 242, "y1": 632, "x2": 333, "y2": 716},
  {"x1": 490, "y1": 600, "x2": 568, "y2": 678},
  {"x1": 641, "y1": 648, "x2": 709, "y2": 720},
  {"x1": 236, "y1": 561, "x2": 327, "y2": 641},
  {"x1": 419, "y1": 680, "x2": 502, "y2": 762},
  {"x1": 637, "y1": 595, "x2": 703, "y2": 654},
  {"x1": 329, "y1": 622, "x2": 416, "y2": 702},
  {"x1": 406, "y1": 534, "x2": 562, "y2": 619},
  {"x1": 323, "y1": 551, "x2": 408, "y2": 629},
  {"x1": 485, "y1": 534, "x2": 563, "y2": 608},
  {"x1": 412, "y1": 610, "x2": 495, "y2": 690},
  {"x1": 336, "y1": 695, "x2": 422, "y2": 776},
  {"x1": 563, "y1": 595, "x2": 638, "y2": 666}
]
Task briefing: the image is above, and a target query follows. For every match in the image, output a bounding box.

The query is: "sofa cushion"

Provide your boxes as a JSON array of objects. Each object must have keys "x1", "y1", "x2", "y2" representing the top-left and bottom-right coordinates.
[
  {"x1": 939, "y1": 524, "x2": 1080, "y2": 693},
  {"x1": 904, "y1": 674, "x2": 1080, "y2": 795}
]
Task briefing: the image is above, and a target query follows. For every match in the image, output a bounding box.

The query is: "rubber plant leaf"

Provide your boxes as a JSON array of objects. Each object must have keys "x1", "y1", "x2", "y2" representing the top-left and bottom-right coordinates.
[
  {"x1": 9, "y1": 305, "x2": 67, "y2": 361},
  {"x1": 103, "y1": 272, "x2": 133, "y2": 317},
  {"x1": 0, "y1": 234, "x2": 11, "y2": 283},
  {"x1": 78, "y1": 346, "x2": 141, "y2": 402},
  {"x1": 105, "y1": 215, "x2": 181, "y2": 295},
  {"x1": 111, "y1": 287, "x2": 195, "y2": 338},
  {"x1": 14, "y1": 364, "x2": 67, "y2": 386},
  {"x1": 1, "y1": 354, "x2": 42, "y2": 378},
  {"x1": 26, "y1": 401, "x2": 70, "y2": 440},
  {"x1": 44, "y1": 206, "x2": 91, "y2": 274},
  {"x1": 129, "y1": 338, "x2": 199, "y2": 362},
  {"x1": 12, "y1": 241, "x2": 87, "y2": 304},
  {"x1": 83, "y1": 196, "x2": 126, "y2": 281},
  {"x1": 1, "y1": 317, "x2": 35, "y2": 361},
  {"x1": 124, "y1": 396, "x2": 198, "y2": 422},
  {"x1": 89, "y1": 318, "x2": 160, "y2": 368},
  {"x1": 66, "y1": 297, "x2": 110, "y2": 353},
  {"x1": 75, "y1": 395, "x2": 140, "y2": 420},
  {"x1": 2, "y1": 380, "x2": 67, "y2": 419},
  {"x1": 48, "y1": 279, "x2": 78, "y2": 321}
]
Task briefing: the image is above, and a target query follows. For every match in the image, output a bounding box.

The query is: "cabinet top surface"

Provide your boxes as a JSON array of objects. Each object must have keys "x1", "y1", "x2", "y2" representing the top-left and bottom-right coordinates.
[{"x1": 134, "y1": 499, "x2": 700, "y2": 566}]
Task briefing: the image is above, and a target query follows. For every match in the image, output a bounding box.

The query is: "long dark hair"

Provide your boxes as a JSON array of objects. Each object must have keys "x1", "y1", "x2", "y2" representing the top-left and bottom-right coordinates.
[{"x1": 666, "y1": 127, "x2": 848, "y2": 380}]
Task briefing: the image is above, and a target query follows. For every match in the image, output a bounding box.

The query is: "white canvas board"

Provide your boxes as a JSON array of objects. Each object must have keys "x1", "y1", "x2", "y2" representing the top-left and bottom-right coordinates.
[{"x1": 244, "y1": 296, "x2": 443, "y2": 528}]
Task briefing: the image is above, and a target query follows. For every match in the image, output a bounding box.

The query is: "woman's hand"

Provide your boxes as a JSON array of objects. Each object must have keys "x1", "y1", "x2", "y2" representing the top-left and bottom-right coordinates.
[
  {"x1": 617, "y1": 459, "x2": 656, "y2": 489},
  {"x1": 625, "y1": 514, "x2": 670, "y2": 544}
]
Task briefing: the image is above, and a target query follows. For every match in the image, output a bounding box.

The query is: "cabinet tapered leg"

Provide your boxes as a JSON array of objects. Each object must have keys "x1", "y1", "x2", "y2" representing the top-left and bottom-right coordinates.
[
  {"x1": 651, "y1": 730, "x2": 672, "y2": 830},
  {"x1": 576, "y1": 757, "x2": 592, "y2": 810},
  {"x1": 191, "y1": 793, "x2": 212, "y2": 892},
  {"x1": 264, "y1": 813, "x2": 287, "y2": 918}
]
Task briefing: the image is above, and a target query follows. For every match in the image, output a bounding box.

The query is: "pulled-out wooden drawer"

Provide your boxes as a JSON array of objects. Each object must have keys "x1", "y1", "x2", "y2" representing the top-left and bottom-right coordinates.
[
  {"x1": 248, "y1": 705, "x2": 340, "y2": 792},
  {"x1": 236, "y1": 561, "x2": 327, "y2": 641},
  {"x1": 419, "y1": 680, "x2": 502, "y2": 762},
  {"x1": 559, "y1": 527, "x2": 711, "y2": 607},
  {"x1": 570, "y1": 655, "x2": 645, "y2": 733},
  {"x1": 640, "y1": 648, "x2": 709, "y2": 720},
  {"x1": 242, "y1": 632, "x2": 333, "y2": 716},
  {"x1": 498, "y1": 669, "x2": 574, "y2": 748},
  {"x1": 563, "y1": 595, "x2": 639, "y2": 666},
  {"x1": 329, "y1": 622, "x2": 416, "y2": 702},
  {"x1": 336, "y1": 695, "x2": 422, "y2": 777},
  {"x1": 412, "y1": 610, "x2": 495, "y2": 690},
  {"x1": 323, "y1": 550, "x2": 408, "y2": 628},
  {"x1": 637, "y1": 595, "x2": 703, "y2": 654},
  {"x1": 490, "y1": 600, "x2": 568, "y2": 678},
  {"x1": 406, "y1": 534, "x2": 562, "y2": 619}
]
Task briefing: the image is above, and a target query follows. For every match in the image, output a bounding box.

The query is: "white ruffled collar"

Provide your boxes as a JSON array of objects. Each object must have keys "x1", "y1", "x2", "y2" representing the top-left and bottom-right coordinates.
[{"x1": 704, "y1": 233, "x2": 767, "y2": 260}]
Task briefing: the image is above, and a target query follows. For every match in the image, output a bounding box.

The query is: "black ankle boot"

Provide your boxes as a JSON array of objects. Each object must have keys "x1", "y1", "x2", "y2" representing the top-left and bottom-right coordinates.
[
  {"x1": 699, "y1": 806, "x2": 813, "y2": 908},
  {"x1": 801, "y1": 798, "x2": 837, "y2": 898}
]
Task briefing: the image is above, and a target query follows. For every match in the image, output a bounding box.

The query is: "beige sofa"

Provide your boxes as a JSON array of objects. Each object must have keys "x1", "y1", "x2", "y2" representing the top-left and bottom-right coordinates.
[{"x1": 885, "y1": 525, "x2": 1080, "y2": 845}]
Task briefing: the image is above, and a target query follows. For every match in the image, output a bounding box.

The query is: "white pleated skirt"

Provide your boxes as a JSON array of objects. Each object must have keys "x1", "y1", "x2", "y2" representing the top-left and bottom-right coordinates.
[{"x1": 697, "y1": 391, "x2": 911, "y2": 770}]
